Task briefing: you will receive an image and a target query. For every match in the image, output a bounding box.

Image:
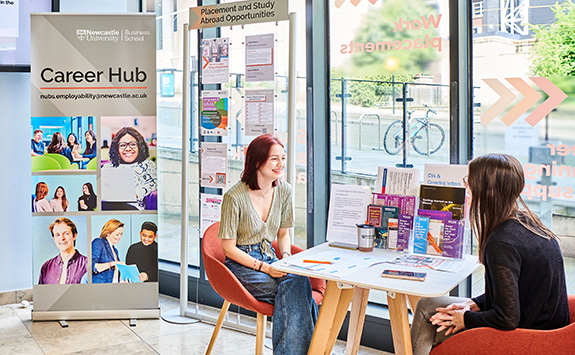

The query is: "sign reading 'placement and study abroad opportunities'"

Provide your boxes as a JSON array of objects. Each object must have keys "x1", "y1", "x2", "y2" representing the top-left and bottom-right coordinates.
[
  {"x1": 189, "y1": 0, "x2": 288, "y2": 29},
  {"x1": 31, "y1": 14, "x2": 156, "y2": 117}
]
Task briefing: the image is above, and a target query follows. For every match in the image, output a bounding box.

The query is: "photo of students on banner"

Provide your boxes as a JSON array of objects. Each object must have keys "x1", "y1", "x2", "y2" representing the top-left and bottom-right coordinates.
[
  {"x1": 31, "y1": 116, "x2": 98, "y2": 171},
  {"x1": 91, "y1": 215, "x2": 158, "y2": 283},
  {"x1": 125, "y1": 221, "x2": 158, "y2": 283},
  {"x1": 33, "y1": 216, "x2": 88, "y2": 285},
  {"x1": 32, "y1": 176, "x2": 97, "y2": 213},
  {"x1": 100, "y1": 116, "x2": 157, "y2": 211}
]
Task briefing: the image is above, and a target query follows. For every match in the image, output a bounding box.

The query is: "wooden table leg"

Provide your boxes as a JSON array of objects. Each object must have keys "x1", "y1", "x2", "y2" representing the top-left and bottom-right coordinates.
[
  {"x1": 345, "y1": 287, "x2": 370, "y2": 355},
  {"x1": 407, "y1": 295, "x2": 421, "y2": 314},
  {"x1": 387, "y1": 292, "x2": 413, "y2": 355},
  {"x1": 307, "y1": 280, "x2": 355, "y2": 355}
]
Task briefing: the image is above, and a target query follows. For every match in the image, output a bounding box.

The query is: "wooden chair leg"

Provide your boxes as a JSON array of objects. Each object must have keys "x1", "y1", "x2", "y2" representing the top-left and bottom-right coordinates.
[
  {"x1": 206, "y1": 300, "x2": 231, "y2": 355},
  {"x1": 255, "y1": 313, "x2": 267, "y2": 355}
]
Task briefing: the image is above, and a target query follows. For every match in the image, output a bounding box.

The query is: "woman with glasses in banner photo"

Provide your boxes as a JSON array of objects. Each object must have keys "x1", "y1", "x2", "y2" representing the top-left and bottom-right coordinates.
[{"x1": 102, "y1": 126, "x2": 157, "y2": 211}]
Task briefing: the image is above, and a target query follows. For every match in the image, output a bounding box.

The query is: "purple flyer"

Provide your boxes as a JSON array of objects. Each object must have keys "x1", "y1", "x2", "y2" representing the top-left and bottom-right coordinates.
[{"x1": 443, "y1": 219, "x2": 464, "y2": 258}]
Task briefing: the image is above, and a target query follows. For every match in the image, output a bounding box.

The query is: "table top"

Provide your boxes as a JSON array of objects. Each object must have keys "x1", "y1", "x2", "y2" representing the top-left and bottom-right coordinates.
[{"x1": 272, "y1": 243, "x2": 481, "y2": 297}]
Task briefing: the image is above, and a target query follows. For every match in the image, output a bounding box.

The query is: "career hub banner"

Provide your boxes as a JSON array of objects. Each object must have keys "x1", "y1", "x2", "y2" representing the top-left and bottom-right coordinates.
[{"x1": 31, "y1": 14, "x2": 159, "y2": 318}]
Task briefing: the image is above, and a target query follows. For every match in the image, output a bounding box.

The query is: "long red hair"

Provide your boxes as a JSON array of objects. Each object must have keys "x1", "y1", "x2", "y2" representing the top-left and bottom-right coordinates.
[{"x1": 241, "y1": 134, "x2": 284, "y2": 190}]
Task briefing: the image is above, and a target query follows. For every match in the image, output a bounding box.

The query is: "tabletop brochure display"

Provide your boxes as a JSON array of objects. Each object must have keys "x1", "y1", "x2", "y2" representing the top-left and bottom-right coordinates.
[
  {"x1": 31, "y1": 14, "x2": 159, "y2": 321},
  {"x1": 327, "y1": 164, "x2": 469, "y2": 273}
]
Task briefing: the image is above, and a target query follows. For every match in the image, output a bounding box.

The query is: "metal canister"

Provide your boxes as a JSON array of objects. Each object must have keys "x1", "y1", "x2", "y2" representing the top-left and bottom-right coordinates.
[{"x1": 356, "y1": 224, "x2": 375, "y2": 252}]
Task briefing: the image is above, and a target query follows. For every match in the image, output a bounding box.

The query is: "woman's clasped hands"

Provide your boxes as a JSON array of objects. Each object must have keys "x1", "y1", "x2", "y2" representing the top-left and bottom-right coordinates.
[{"x1": 431, "y1": 300, "x2": 478, "y2": 335}]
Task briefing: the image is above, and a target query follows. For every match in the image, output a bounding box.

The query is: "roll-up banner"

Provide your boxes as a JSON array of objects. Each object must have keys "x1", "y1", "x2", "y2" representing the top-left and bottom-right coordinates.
[{"x1": 30, "y1": 14, "x2": 159, "y2": 320}]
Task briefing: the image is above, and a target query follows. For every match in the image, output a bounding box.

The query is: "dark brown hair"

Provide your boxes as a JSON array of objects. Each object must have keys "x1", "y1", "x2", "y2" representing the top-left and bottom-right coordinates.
[
  {"x1": 53, "y1": 186, "x2": 69, "y2": 211},
  {"x1": 241, "y1": 134, "x2": 284, "y2": 190},
  {"x1": 468, "y1": 153, "x2": 556, "y2": 263},
  {"x1": 47, "y1": 132, "x2": 67, "y2": 154}
]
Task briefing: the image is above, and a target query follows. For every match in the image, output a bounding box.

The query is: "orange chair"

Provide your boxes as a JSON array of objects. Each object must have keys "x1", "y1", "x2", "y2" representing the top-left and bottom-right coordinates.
[
  {"x1": 430, "y1": 295, "x2": 575, "y2": 355},
  {"x1": 202, "y1": 222, "x2": 326, "y2": 355}
]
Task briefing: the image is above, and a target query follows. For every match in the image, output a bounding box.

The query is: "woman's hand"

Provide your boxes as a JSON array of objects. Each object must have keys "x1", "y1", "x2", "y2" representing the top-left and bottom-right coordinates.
[
  {"x1": 79, "y1": 200, "x2": 87, "y2": 210},
  {"x1": 139, "y1": 272, "x2": 148, "y2": 282},
  {"x1": 431, "y1": 309, "x2": 466, "y2": 335},
  {"x1": 261, "y1": 262, "x2": 286, "y2": 278}
]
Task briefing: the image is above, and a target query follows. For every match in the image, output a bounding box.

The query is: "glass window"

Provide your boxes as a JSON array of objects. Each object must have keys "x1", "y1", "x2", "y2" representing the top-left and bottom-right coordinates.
[
  {"x1": 329, "y1": 0, "x2": 451, "y2": 305},
  {"x1": 472, "y1": 0, "x2": 575, "y2": 296}
]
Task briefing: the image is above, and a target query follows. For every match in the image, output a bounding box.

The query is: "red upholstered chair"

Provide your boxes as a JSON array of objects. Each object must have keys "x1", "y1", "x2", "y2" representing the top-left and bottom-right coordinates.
[
  {"x1": 202, "y1": 222, "x2": 326, "y2": 355},
  {"x1": 430, "y1": 295, "x2": 575, "y2": 355}
]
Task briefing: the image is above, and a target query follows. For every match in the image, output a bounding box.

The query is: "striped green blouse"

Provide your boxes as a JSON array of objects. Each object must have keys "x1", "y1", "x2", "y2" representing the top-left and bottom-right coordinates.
[{"x1": 218, "y1": 180, "x2": 294, "y2": 247}]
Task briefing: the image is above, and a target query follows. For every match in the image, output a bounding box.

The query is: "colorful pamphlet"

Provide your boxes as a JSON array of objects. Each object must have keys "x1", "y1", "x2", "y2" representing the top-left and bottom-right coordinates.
[
  {"x1": 419, "y1": 185, "x2": 466, "y2": 220},
  {"x1": 387, "y1": 218, "x2": 399, "y2": 249},
  {"x1": 442, "y1": 219, "x2": 465, "y2": 259},
  {"x1": 367, "y1": 204, "x2": 383, "y2": 227},
  {"x1": 374, "y1": 206, "x2": 399, "y2": 249},
  {"x1": 396, "y1": 214, "x2": 412, "y2": 251},
  {"x1": 413, "y1": 216, "x2": 430, "y2": 254},
  {"x1": 372, "y1": 193, "x2": 416, "y2": 216},
  {"x1": 375, "y1": 167, "x2": 420, "y2": 196}
]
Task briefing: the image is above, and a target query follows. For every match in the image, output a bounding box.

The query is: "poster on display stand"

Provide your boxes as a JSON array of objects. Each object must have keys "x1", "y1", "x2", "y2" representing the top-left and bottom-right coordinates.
[
  {"x1": 30, "y1": 13, "x2": 158, "y2": 321},
  {"x1": 200, "y1": 142, "x2": 227, "y2": 188},
  {"x1": 245, "y1": 33, "x2": 275, "y2": 82},
  {"x1": 201, "y1": 37, "x2": 229, "y2": 84},
  {"x1": 201, "y1": 90, "x2": 228, "y2": 136},
  {"x1": 200, "y1": 193, "x2": 223, "y2": 238},
  {"x1": 245, "y1": 89, "x2": 275, "y2": 136}
]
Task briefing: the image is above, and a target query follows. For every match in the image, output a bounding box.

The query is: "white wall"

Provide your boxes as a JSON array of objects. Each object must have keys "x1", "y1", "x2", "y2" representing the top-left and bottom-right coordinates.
[{"x1": 0, "y1": 73, "x2": 33, "y2": 292}]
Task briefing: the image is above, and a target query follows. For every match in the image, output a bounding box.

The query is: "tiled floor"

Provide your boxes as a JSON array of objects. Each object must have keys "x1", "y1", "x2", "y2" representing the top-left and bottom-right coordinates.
[{"x1": 0, "y1": 295, "x2": 392, "y2": 355}]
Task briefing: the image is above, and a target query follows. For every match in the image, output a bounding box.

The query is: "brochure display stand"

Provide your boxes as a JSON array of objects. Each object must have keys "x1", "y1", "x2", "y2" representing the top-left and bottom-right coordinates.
[{"x1": 161, "y1": 0, "x2": 296, "y2": 326}]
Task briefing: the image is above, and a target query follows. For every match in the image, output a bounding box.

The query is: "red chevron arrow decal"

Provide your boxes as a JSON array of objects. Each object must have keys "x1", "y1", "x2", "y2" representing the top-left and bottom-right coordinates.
[
  {"x1": 500, "y1": 78, "x2": 541, "y2": 126},
  {"x1": 525, "y1": 77, "x2": 568, "y2": 127},
  {"x1": 481, "y1": 79, "x2": 515, "y2": 126}
]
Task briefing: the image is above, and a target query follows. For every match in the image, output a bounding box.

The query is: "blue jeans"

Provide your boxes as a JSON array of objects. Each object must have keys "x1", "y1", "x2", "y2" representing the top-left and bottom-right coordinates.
[
  {"x1": 225, "y1": 243, "x2": 318, "y2": 355},
  {"x1": 411, "y1": 295, "x2": 470, "y2": 355}
]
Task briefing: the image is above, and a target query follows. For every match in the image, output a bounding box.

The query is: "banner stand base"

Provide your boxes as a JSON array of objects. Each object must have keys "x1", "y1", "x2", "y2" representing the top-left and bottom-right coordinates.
[
  {"x1": 32, "y1": 308, "x2": 160, "y2": 321},
  {"x1": 161, "y1": 308, "x2": 201, "y2": 324}
]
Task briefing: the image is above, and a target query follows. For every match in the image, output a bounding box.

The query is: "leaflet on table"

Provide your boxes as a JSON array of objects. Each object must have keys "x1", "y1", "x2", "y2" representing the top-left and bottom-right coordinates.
[
  {"x1": 326, "y1": 184, "x2": 372, "y2": 245},
  {"x1": 245, "y1": 89, "x2": 274, "y2": 136},
  {"x1": 387, "y1": 254, "x2": 467, "y2": 273},
  {"x1": 201, "y1": 90, "x2": 228, "y2": 136},
  {"x1": 200, "y1": 193, "x2": 223, "y2": 238},
  {"x1": 419, "y1": 185, "x2": 466, "y2": 220},
  {"x1": 245, "y1": 33, "x2": 274, "y2": 82},
  {"x1": 413, "y1": 215, "x2": 465, "y2": 259},
  {"x1": 278, "y1": 249, "x2": 377, "y2": 278},
  {"x1": 372, "y1": 193, "x2": 416, "y2": 216},
  {"x1": 374, "y1": 166, "x2": 420, "y2": 196},
  {"x1": 200, "y1": 142, "x2": 227, "y2": 188},
  {"x1": 423, "y1": 163, "x2": 468, "y2": 189},
  {"x1": 201, "y1": 37, "x2": 229, "y2": 84}
]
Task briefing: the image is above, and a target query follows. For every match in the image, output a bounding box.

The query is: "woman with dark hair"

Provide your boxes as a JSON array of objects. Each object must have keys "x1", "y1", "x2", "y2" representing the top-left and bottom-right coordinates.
[
  {"x1": 49, "y1": 186, "x2": 69, "y2": 212},
  {"x1": 92, "y1": 219, "x2": 126, "y2": 283},
  {"x1": 47, "y1": 132, "x2": 74, "y2": 162},
  {"x1": 78, "y1": 182, "x2": 97, "y2": 211},
  {"x1": 81, "y1": 130, "x2": 97, "y2": 160},
  {"x1": 410, "y1": 154, "x2": 569, "y2": 355},
  {"x1": 67, "y1": 133, "x2": 81, "y2": 156},
  {"x1": 103, "y1": 126, "x2": 157, "y2": 210},
  {"x1": 33, "y1": 182, "x2": 52, "y2": 212},
  {"x1": 219, "y1": 134, "x2": 317, "y2": 355}
]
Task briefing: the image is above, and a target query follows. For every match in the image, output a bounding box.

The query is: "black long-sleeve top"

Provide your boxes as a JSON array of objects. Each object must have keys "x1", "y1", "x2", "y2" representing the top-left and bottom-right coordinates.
[{"x1": 464, "y1": 219, "x2": 569, "y2": 330}]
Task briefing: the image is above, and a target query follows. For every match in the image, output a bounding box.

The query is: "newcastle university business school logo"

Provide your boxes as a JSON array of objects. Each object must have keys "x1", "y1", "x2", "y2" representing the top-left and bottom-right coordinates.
[
  {"x1": 76, "y1": 30, "x2": 86, "y2": 41},
  {"x1": 74, "y1": 28, "x2": 150, "y2": 42}
]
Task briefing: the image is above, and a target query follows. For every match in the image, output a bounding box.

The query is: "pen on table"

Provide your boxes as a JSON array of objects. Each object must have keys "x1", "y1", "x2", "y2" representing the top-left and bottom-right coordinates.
[{"x1": 303, "y1": 259, "x2": 332, "y2": 264}]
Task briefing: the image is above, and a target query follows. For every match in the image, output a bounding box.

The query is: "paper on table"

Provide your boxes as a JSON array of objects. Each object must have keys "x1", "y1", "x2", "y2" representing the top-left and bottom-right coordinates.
[
  {"x1": 279, "y1": 250, "x2": 377, "y2": 278},
  {"x1": 387, "y1": 254, "x2": 468, "y2": 273},
  {"x1": 116, "y1": 264, "x2": 142, "y2": 283},
  {"x1": 326, "y1": 184, "x2": 372, "y2": 245}
]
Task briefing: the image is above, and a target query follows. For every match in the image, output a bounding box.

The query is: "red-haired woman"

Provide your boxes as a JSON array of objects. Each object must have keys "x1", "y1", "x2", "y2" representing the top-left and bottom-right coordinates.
[
  {"x1": 219, "y1": 134, "x2": 317, "y2": 355},
  {"x1": 33, "y1": 182, "x2": 52, "y2": 212},
  {"x1": 410, "y1": 154, "x2": 569, "y2": 354}
]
